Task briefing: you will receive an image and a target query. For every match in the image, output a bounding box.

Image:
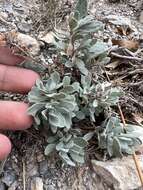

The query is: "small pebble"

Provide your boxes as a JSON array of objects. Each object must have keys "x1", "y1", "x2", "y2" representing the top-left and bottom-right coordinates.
[
  {"x1": 139, "y1": 11, "x2": 143, "y2": 24},
  {"x1": 17, "y1": 22, "x2": 32, "y2": 33},
  {"x1": 0, "y1": 182, "x2": 6, "y2": 190},
  {"x1": 2, "y1": 171, "x2": 16, "y2": 187},
  {"x1": 31, "y1": 177, "x2": 43, "y2": 190},
  {"x1": 0, "y1": 12, "x2": 8, "y2": 20},
  {"x1": 39, "y1": 160, "x2": 48, "y2": 176}
]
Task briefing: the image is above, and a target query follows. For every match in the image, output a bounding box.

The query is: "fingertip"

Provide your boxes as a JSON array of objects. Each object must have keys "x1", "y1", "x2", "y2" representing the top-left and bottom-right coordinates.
[
  {"x1": 0, "y1": 134, "x2": 11, "y2": 160},
  {"x1": 0, "y1": 101, "x2": 33, "y2": 130},
  {"x1": 0, "y1": 65, "x2": 40, "y2": 93},
  {"x1": 15, "y1": 103, "x2": 33, "y2": 130},
  {"x1": 0, "y1": 46, "x2": 25, "y2": 65},
  {"x1": 26, "y1": 70, "x2": 40, "y2": 91}
]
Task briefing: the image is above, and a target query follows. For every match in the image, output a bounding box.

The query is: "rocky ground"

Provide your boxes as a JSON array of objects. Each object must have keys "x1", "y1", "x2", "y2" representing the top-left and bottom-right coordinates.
[{"x1": 0, "y1": 0, "x2": 143, "y2": 189}]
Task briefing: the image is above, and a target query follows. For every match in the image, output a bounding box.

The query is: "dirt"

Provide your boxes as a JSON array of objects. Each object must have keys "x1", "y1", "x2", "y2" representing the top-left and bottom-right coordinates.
[{"x1": 0, "y1": 0, "x2": 143, "y2": 189}]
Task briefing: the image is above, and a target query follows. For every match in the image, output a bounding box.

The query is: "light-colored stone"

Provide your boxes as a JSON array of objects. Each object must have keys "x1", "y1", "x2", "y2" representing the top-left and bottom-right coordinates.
[
  {"x1": 16, "y1": 33, "x2": 40, "y2": 56},
  {"x1": 8, "y1": 181, "x2": 18, "y2": 190},
  {"x1": 139, "y1": 11, "x2": 143, "y2": 24},
  {"x1": 31, "y1": 177, "x2": 43, "y2": 190},
  {"x1": 7, "y1": 32, "x2": 40, "y2": 56},
  {"x1": 92, "y1": 155, "x2": 143, "y2": 190},
  {"x1": 39, "y1": 31, "x2": 55, "y2": 44},
  {"x1": 0, "y1": 12, "x2": 8, "y2": 20}
]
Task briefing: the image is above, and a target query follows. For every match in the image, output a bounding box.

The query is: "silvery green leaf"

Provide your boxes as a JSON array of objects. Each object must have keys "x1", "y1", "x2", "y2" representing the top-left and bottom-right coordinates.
[
  {"x1": 59, "y1": 152, "x2": 75, "y2": 166},
  {"x1": 28, "y1": 88, "x2": 48, "y2": 102},
  {"x1": 77, "y1": 64, "x2": 88, "y2": 75},
  {"x1": 51, "y1": 71, "x2": 60, "y2": 84},
  {"x1": 71, "y1": 145, "x2": 85, "y2": 155},
  {"x1": 83, "y1": 132, "x2": 94, "y2": 141},
  {"x1": 107, "y1": 137, "x2": 113, "y2": 156},
  {"x1": 45, "y1": 144, "x2": 56, "y2": 155},
  {"x1": 52, "y1": 93, "x2": 66, "y2": 100},
  {"x1": 74, "y1": 16, "x2": 94, "y2": 30},
  {"x1": 56, "y1": 142, "x2": 69, "y2": 152},
  {"x1": 76, "y1": 111, "x2": 85, "y2": 120},
  {"x1": 105, "y1": 117, "x2": 120, "y2": 133},
  {"x1": 57, "y1": 111, "x2": 72, "y2": 129},
  {"x1": 59, "y1": 100, "x2": 76, "y2": 111},
  {"x1": 81, "y1": 74, "x2": 91, "y2": 88},
  {"x1": 118, "y1": 136, "x2": 133, "y2": 144},
  {"x1": 65, "y1": 140, "x2": 74, "y2": 149},
  {"x1": 70, "y1": 152, "x2": 85, "y2": 163},
  {"x1": 100, "y1": 57, "x2": 111, "y2": 65},
  {"x1": 53, "y1": 28, "x2": 70, "y2": 40},
  {"x1": 118, "y1": 140, "x2": 133, "y2": 154},
  {"x1": 75, "y1": 58, "x2": 88, "y2": 75},
  {"x1": 64, "y1": 114, "x2": 72, "y2": 129},
  {"x1": 36, "y1": 79, "x2": 45, "y2": 90},
  {"x1": 51, "y1": 124, "x2": 57, "y2": 133},
  {"x1": 78, "y1": 39, "x2": 92, "y2": 51},
  {"x1": 34, "y1": 114, "x2": 41, "y2": 125},
  {"x1": 22, "y1": 61, "x2": 46, "y2": 73},
  {"x1": 74, "y1": 0, "x2": 87, "y2": 20},
  {"x1": 93, "y1": 99, "x2": 98, "y2": 108},
  {"x1": 63, "y1": 134, "x2": 72, "y2": 142},
  {"x1": 56, "y1": 107, "x2": 70, "y2": 114},
  {"x1": 64, "y1": 60, "x2": 74, "y2": 68},
  {"x1": 49, "y1": 111, "x2": 65, "y2": 128},
  {"x1": 98, "y1": 133, "x2": 107, "y2": 149},
  {"x1": 94, "y1": 106, "x2": 104, "y2": 116},
  {"x1": 89, "y1": 107, "x2": 95, "y2": 122},
  {"x1": 53, "y1": 40, "x2": 67, "y2": 51},
  {"x1": 89, "y1": 41, "x2": 108, "y2": 60},
  {"x1": 28, "y1": 103, "x2": 45, "y2": 116},
  {"x1": 106, "y1": 88, "x2": 122, "y2": 105},
  {"x1": 41, "y1": 109, "x2": 48, "y2": 120},
  {"x1": 46, "y1": 78, "x2": 56, "y2": 91},
  {"x1": 72, "y1": 82, "x2": 81, "y2": 92},
  {"x1": 60, "y1": 85, "x2": 75, "y2": 94},
  {"x1": 69, "y1": 15, "x2": 78, "y2": 31},
  {"x1": 74, "y1": 16, "x2": 103, "y2": 34},
  {"x1": 73, "y1": 137, "x2": 87, "y2": 147},
  {"x1": 47, "y1": 136, "x2": 59, "y2": 143},
  {"x1": 123, "y1": 146, "x2": 134, "y2": 154},
  {"x1": 112, "y1": 137, "x2": 122, "y2": 157},
  {"x1": 112, "y1": 126, "x2": 123, "y2": 135},
  {"x1": 63, "y1": 76, "x2": 71, "y2": 86}
]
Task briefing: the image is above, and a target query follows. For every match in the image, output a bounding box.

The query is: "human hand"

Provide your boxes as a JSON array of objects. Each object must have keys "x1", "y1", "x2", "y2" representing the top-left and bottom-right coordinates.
[{"x1": 0, "y1": 46, "x2": 39, "y2": 160}]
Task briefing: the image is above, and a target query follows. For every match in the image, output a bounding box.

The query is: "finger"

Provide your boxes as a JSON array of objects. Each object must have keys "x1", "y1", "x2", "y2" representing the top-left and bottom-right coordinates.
[
  {"x1": 0, "y1": 46, "x2": 25, "y2": 66},
  {"x1": 0, "y1": 134, "x2": 11, "y2": 160},
  {"x1": 0, "y1": 65, "x2": 39, "y2": 93},
  {"x1": 0, "y1": 101, "x2": 33, "y2": 130}
]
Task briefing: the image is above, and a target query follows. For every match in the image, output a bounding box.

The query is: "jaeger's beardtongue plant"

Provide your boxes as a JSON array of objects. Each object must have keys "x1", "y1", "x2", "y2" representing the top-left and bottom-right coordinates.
[{"x1": 28, "y1": 0, "x2": 143, "y2": 166}]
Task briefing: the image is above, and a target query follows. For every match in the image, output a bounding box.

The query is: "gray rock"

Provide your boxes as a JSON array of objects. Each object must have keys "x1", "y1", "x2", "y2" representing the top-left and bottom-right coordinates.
[
  {"x1": 92, "y1": 156, "x2": 143, "y2": 190},
  {"x1": 0, "y1": 182, "x2": 6, "y2": 190},
  {"x1": 2, "y1": 171, "x2": 17, "y2": 187},
  {"x1": 39, "y1": 160, "x2": 48, "y2": 176},
  {"x1": 44, "y1": 185, "x2": 56, "y2": 190},
  {"x1": 8, "y1": 181, "x2": 18, "y2": 190},
  {"x1": 139, "y1": 11, "x2": 143, "y2": 23},
  {"x1": 17, "y1": 22, "x2": 32, "y2": 33}
]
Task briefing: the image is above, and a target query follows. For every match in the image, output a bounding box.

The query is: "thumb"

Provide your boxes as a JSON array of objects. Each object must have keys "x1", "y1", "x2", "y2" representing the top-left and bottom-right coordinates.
[{"x1": 0, "y1": 134, "x2": 11, "y2": 160}]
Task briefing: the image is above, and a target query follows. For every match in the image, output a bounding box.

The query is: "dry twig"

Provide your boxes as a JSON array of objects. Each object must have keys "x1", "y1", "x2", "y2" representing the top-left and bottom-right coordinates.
[
  {"x1": 22, "y1": 159, "x2": 26, "y2": 190},
  {"x1": 111, "y1": 52, "x2": 143, "y2": 62}
]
